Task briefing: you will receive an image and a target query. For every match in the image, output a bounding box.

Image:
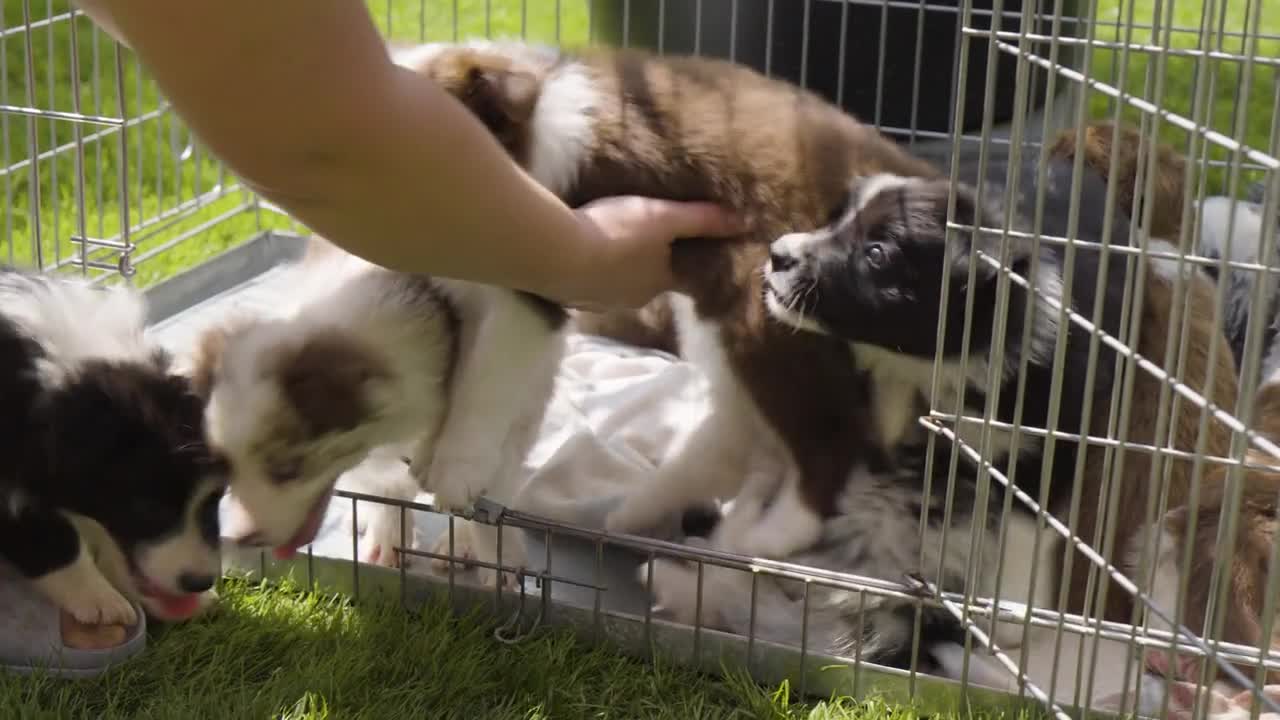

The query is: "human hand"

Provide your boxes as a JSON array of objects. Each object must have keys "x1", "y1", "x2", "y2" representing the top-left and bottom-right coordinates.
[{"x1": 559, "y1": 196, "x2": 747, "y2": 310}]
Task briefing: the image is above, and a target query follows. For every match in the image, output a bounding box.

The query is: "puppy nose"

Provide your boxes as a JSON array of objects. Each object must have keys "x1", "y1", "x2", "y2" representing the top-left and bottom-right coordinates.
[
  {"x1": 178, "y1": 572, "x2": 216, "y2": 593},
  {"x1": 770, "y1": 250, "x2": 797, "y2": 273}
]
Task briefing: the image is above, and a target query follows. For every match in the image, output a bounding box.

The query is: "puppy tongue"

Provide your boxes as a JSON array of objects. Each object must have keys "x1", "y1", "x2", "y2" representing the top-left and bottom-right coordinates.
[
  {"x1": 273, "y1": 494, "x2": 329, "y2": 559},
  {"x1": 136, "y1": 577, "x2": 202, "y2": 621},
  {"x1": 154, "y1": 592, "x2": 201, "y2": 620}
]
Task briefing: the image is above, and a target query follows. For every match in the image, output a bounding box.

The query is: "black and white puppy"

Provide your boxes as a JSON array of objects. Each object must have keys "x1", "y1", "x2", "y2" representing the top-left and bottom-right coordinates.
[
  {"x1": 763, "y1": 156, "x2": 1133, "y2": 522},
  {"x1": 0, "y1": 268, "x2": 227, "y2": 625}
]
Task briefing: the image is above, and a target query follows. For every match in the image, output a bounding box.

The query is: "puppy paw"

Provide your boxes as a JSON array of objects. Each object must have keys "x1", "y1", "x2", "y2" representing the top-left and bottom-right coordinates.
[
  {"x1": 428, "y1": 522, "x2": 526, "y2": 589},
  {"x1": 1144, "y1": 646, "x2": 1204, "y2": 684},
  {"x1": 425, "y1": 456, "x2": 494, "y2": 515},
  {"x1": 642, "y1": 557, "x2": 702, "y2": 625},
  {"x1": 428, "y1": 523, "x2": 477, "y2": 574},
  {"x1": 32, "y1": 561, "x2": 139, "y2": 627},
  {"x1": 360, "y1": 504, "x2": 413, "y2": 569},
  {"x1": 476, "y1": 564, "x2": 524, "y2": 590},
  {"x1": 65, "y1": 582, "x2": 138, "y2": 627},
  {"x1": 407, "y1": 436, "x2": 439, "y2": 491}
]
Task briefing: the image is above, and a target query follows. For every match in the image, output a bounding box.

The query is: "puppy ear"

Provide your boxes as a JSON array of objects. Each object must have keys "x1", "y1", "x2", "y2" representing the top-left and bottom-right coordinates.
[
  {"x1": 273, "y1": 330, "x2": 392, "y2": 436},
  {"x1": 463, "y1": 64, "x2": 541, "y2": 132},
  {"x1": 190, "y1": 322, "x2": 239, "y2": 402}
]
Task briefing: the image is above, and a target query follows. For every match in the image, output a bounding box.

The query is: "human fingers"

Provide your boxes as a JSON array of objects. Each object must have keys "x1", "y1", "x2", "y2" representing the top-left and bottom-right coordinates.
[{"x1": 640, "y1": 198, "x2": 749, "y2": 239}]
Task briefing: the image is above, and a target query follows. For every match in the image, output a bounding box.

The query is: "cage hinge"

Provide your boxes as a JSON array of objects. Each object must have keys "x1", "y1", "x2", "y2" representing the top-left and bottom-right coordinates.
[
  {"x1": 69, "y1": 236, "x2": 136, "y2": 278},
  {"x1": 472, "y1": 497, "x2": 509, "y2": 525}
]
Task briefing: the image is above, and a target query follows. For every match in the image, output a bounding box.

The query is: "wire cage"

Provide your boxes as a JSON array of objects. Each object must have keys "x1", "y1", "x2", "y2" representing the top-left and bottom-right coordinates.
[{"x1": 5, "y1": 0, "x2": 1280, "y2": 719}]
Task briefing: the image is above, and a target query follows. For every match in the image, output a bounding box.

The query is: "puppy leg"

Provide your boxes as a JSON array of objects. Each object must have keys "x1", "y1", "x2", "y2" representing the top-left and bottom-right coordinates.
[
  {"x1": 414, "y1": 289, "x2": 562, "y2": 585},
  {"x1": 730, "y1": 474, "x2": 824, "y2": 560},
  {"x1": 343, "y1": 445, "x2": 422, "y2": 568},
  {"x1": 0, "y1": 504, "x2": 136, "y2": 626},
  {"x1": 431, "y1": 521, "x2": 528, "y2": 589},
  {"x1": 415, "y1": 288, "x2": 563, "y2": 514},
  {"x1": 32, "y1": 542, "x2": 138, "y2": 627},
  {"x1": 605, "y1": 404, "x2": 758, "y2": 537}
]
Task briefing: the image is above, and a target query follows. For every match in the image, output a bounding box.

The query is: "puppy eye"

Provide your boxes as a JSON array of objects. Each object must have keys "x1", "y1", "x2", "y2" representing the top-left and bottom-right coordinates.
[
  {"x1": 866, "y1": 244, "x2": 887, "y2": 269},
  {"x1": 268, "y1": 459, "x2": 302, "y2": 483}
]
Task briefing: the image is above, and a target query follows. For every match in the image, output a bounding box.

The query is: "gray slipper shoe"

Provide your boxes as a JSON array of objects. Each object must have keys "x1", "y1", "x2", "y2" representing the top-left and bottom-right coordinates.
[{"x1": 0, "y1": 561, "x2": 146, "y2": 678}]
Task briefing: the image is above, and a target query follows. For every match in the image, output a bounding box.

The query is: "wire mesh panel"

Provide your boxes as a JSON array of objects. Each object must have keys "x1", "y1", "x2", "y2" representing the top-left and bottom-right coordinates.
[
  {"x1": 0, "y1": 0, "x2": 295, "y2": 286},
  {"x1": 919, "y1": 0, "x2": 1280, "y2": 718},
  {"x1": 8, "y1": 1, "x2": 1280, "y2": 719}
]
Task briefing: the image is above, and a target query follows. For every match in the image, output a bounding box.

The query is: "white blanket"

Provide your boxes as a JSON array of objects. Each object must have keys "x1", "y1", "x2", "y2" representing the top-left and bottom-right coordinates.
[{"x1": 510, "y1": 333, "x2": 715, "y2": 531}]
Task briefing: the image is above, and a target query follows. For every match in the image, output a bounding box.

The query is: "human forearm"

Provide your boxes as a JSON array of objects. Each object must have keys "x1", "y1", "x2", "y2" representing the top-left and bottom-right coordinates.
[
  {"x1": 266, "y1": 64, "x2": 599, "y2": 298},
  {"x1": 72, "y1": 0, "x2": 594, "y2": 297}
]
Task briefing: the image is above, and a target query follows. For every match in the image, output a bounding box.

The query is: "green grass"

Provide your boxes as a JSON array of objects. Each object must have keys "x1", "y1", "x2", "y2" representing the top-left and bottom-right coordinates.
[
  {"x1": 0, "y1": 576, "x2": 942, "y2": 720},
  {"x1": 1085, "y1": 0, "x2": 1279, "y2": 195}
]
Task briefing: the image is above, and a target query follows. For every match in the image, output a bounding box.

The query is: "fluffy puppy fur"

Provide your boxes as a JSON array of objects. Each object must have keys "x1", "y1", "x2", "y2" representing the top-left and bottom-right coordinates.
[
  {"x1": 1039, "y1": 133, "x2": 1275, "y2": 661},
  {"x1": 0, "y1": 268, "x2": 226, "y2": 625},
  {"x1": 763, "y1": 150, "x2": 1271, "y2": 684},
  {"x1": 395, "y1": 39, "x2": 943, "y2": 565},
  {"x1": 1048, "y1": 122, "x2": 1188, "y2": 241},
  {"x1": 1196, "y1": 195, "x2": 1280, "y2": 391},
  {"x1": 191, "y1": 237, "x2": 567, "y2": 586}
]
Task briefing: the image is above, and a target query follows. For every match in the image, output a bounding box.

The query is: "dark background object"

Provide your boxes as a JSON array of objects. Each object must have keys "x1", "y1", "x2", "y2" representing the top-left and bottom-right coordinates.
[{"x1": 587, "y1": 0, "x2": 1082, "y2": 145}]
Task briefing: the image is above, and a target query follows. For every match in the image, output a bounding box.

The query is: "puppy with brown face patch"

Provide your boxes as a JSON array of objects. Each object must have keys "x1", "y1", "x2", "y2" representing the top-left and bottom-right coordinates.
[
  {"x1": 395, "y1": 39, "x2": 943, "y2": 565},
  {"x1": 192, "y1": 237, "x2": 568, "y2": 586},
  {"x1": 762, "y1": 151, "x2": 1275, "y2": 686}
]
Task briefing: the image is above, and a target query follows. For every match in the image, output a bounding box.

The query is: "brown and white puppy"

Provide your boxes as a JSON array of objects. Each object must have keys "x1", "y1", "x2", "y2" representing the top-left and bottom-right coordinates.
[
  {"x1": 191, "y1": 236, "x2": 568, "y2": 586},
  {"x1": 1045, "y1": 126, "x2": 1280, "y2": 674},
  {"x1": 395, "y1": 39, "x2": 944, "y2": 562}
]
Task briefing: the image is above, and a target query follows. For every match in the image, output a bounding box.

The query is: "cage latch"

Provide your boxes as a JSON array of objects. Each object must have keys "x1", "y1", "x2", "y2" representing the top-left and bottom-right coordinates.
[{"x1": 472, "y1": 496, "x2": 509, "y2": 525}]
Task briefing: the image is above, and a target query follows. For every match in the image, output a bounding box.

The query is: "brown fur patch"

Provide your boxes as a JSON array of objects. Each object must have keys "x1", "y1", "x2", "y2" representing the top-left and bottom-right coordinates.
[
  {"x1": 1048, "y1": 123, "x2": 1188, "y2": 240},
  {"x1": 572, "y1": 300, "x2": 679, "y2": 356},
  {"x1": 1052, "y1": 261, "x2": 1280, "y2": 683},
  {"x1": 263, "y1": 329, "x2": 393, "y2": 437},
  {"x1": 1166, "y1": 467, "x2": 1280, "y2": 684},
  {"x1": 401, "y1": 45, "x2": 546, "y2": 166},
  {"x1": 411, "y1": 43, "x2": 941, "y2": 515}
]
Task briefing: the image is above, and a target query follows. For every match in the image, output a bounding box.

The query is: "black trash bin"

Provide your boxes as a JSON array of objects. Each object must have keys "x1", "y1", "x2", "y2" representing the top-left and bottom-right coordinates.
[{"x1": 588, "y1": 0, "x2": 1080, "y2": 148}]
